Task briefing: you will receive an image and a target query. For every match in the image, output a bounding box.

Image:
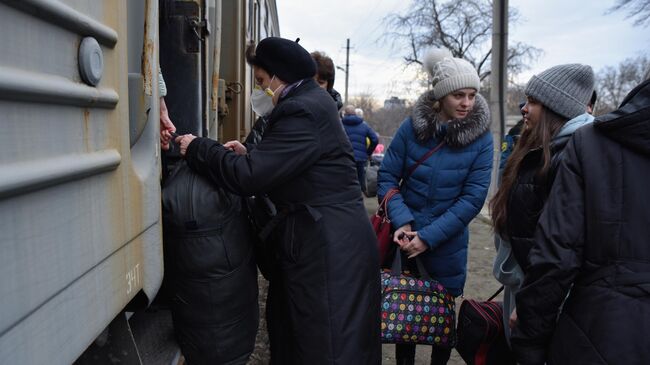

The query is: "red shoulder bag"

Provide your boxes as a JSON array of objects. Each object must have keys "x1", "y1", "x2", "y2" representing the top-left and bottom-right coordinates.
[{"x1": 371, "y1": 141, "x2": 445, "y2": 265}]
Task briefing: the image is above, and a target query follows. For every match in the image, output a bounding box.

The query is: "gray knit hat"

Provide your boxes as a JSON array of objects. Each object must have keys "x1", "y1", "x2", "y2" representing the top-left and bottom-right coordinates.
[
  {"x1": 423, "y1": 48, "x2": 481, "y2": 100},
  {"x1": 525, "y1": 64, "x2": 594, "y2": 119}
]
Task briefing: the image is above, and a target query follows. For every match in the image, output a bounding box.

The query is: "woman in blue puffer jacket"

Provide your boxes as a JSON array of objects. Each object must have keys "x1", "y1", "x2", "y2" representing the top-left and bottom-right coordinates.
[{"x1": 377, "y1": 48, "x2": 493, "y2": 365}]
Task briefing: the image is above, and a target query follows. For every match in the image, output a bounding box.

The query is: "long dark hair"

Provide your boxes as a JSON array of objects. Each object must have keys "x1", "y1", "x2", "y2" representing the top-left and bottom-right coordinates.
[{"x1": 490, "y1": 105, "x2": 567, "y2": 236}]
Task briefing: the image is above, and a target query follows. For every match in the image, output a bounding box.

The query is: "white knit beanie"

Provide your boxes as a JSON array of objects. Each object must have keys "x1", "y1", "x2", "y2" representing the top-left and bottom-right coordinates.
[{"x1": 423, "y1": 48, "x2": 481, "y2": 100}]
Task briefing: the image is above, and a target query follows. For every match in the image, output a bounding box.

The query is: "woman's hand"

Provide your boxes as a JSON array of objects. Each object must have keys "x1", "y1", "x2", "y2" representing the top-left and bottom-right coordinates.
[
  {"x1": 393, "y1": 224, "x2": 412, "y2": 245},
  {"x1": 224, "y1": 140, "x2": 247, "y2": 155},
  {"x1": 509, "y1": 308, "x2": 518, "y2": 329},
  {"x1": 399, "y1": 231, "x2": 428, "y2": 258},
  {"x1": 159, "y1": 98, "x2": 176, "y2": 151},
  {"x1": 175, "y1": 134, "x2": 197, "y2": 157}
]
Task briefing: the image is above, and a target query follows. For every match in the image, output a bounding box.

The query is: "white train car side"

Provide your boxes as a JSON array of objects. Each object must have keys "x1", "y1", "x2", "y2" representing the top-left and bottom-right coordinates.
[{"x1": 0, "y1": 0, "x2": 279, "y2": 363}]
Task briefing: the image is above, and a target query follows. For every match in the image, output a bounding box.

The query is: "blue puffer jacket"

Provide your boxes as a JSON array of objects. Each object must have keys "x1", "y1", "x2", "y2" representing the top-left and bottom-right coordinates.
[
  {"x1": 378, "y1": 91, "x2": 493, "y2": 296},
  {"x1": 342, "y1": 115, "x2": 378, "y2": 161}
]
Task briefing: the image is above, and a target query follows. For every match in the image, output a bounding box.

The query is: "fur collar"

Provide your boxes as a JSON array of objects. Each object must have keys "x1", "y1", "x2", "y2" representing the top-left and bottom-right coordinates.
[{"x1": 411, "y1": 90, "x2": 490, "y2": 148}]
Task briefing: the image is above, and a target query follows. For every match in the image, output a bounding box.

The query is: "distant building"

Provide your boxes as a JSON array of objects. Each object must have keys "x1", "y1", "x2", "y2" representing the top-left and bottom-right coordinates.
[{"x1": 383, "y1": 96, "x2": 406, "y2": 109}]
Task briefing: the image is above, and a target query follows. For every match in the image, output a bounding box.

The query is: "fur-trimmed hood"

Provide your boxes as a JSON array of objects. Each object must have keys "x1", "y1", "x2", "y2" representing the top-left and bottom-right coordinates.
[{"x1": 411, "y1": 90, "x2": 490, "y2": 148}]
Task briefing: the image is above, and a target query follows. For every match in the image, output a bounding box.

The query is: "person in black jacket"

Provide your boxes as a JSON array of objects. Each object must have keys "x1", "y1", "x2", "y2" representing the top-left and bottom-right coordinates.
[
  {"x1": 490, "y1": 64, "x2": 595, "y2": 339},
  {"x1": 176, "y1": 37, "x2": 381, "y2": 365},
  {"x1": 511, "y1": 78, "x2": 650, "y2": 365}
]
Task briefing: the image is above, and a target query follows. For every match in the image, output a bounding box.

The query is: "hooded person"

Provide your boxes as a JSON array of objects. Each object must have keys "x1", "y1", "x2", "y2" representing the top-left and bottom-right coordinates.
[
  {"x1": 175, "y1": 37, "x2": 381, "y2": 365},
  {"x1": 490, "y1": 64, "x2": 595, "y2": 345},
  {"x1": 509, "y1": 78, "x2": 650, "y2": 365},
  {"x1": 377, "y1": 48, "x2": 493, "y2": 365}
]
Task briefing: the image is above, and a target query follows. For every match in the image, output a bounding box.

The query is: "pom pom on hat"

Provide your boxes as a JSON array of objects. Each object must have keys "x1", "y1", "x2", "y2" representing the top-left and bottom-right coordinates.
[
  {"x1": 423, "y1": 48, "x2": 453, "y2": 77},
  {"x1": 423, "y1": 48, "x2": 481, "y2": 100}
]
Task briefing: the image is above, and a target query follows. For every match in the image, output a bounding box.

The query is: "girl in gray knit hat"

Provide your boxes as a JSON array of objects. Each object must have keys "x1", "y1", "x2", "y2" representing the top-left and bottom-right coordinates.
[
  {"x1": 489, "y1": 63, "x2": 595, "y2": 359},
  {"x1": 378, "y1": 48, "x2": 493, "y2": 365}
]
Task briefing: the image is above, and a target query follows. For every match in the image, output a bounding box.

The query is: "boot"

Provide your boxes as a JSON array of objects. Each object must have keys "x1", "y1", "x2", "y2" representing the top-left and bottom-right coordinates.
[{"x1": 395, "y1": 344, "x2": 416, "y2": 365}]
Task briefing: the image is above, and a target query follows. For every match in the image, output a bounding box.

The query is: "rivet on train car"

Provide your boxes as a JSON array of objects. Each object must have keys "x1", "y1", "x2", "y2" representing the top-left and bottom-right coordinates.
[{"x1": 78, "y1": 37, "x2": 104, "y2": 86}]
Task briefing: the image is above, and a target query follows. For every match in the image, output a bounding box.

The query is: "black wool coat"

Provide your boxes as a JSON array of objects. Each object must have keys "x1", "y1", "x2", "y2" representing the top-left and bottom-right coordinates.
[
  {"x1": 185, "y1": 78, "x2": 381, "y2": 365},
  {"x1": 511, "y1": 79, "x2": 650, "y2": 365},
  {"x1": 506, "y1": 136, "x2": 569, "y2": 272}
]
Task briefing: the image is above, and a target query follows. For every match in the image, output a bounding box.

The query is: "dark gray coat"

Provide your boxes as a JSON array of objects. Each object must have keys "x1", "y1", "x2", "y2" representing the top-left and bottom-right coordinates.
[
  {"x1": 511, "y1": 79, "x2": 650, "y2": 365},
  {"x1": 185, "y1": 79, "x2": 381, "y2": 365}
]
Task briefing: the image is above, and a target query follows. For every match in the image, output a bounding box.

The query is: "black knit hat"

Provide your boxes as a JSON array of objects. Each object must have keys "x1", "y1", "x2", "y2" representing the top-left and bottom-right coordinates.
[{"x1": 251, "y1": 37, "x2": 316, "y2": 84}]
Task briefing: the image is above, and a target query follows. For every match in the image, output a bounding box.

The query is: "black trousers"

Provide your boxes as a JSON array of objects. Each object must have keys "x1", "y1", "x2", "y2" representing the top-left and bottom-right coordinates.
[
  {"x1": 395, "y1": 344, "x2": 452, "y2": 365},
  {"x1": 356, "y1": 160, "x2": 367, "y2": 192}
]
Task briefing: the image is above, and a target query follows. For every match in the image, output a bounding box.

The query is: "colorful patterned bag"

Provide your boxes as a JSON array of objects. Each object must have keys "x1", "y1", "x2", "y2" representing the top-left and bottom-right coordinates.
[{"x1": 380, "y1": 252, "x2": 456, "y2": 348}]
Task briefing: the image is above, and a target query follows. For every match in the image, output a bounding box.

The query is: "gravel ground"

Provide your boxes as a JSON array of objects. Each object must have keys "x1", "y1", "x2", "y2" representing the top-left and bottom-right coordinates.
[{"x1": 248, "y1": 196, "x2": 500, "y2": 365}]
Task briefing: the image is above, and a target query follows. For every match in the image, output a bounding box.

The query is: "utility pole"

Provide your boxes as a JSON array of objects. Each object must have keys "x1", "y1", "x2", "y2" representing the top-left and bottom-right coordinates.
[
  {"x1": 344, "y1": 38, "x2": 350, "y2": 105},
  {"x1": 336, "y1": 38, "x2": 351, "y2": 105},
  {"x1": 489, "y1": 0, "x2": 508, "y2": 197}
]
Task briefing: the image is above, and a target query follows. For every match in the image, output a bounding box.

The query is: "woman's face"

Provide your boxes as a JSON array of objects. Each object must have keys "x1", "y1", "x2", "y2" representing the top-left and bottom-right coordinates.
[
  {"x1": 253, "y1": 66, "x2": 274, "y2": 90},
  {"x1": 439, "y1": 88, "x2": 477, "y2": 121},
  {"x1": 522, "y1": 96, "x2": 542, "y2": 128},
  {"x1": 253, "y1": 66, "x2": 285, "y2": 103},
  {"x1": 314, "y1": 76, "x2": 328, "y2": 90}
]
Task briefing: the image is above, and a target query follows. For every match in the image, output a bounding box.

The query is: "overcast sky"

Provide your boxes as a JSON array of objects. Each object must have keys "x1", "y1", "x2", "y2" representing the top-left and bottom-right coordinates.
[{"x1": 277, "y1": 0, "x2": 649, "y2": 103}]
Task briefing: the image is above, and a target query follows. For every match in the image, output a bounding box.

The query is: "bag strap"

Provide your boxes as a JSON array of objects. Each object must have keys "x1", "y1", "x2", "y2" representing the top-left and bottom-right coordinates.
[
  {"x1": 379, "y1": 141, "x2": 445, "y2": 215},
  {"x1": 390, "y1": 250, "x2": 433, "y2": 282},
  {"x1": 377, "y1": 188, "x2": 399, "y2": 216},
  {"x1": 406, "y1": 141, "x2": 446, "y2": 178},
  {"x1": 487, "y1": 286, "x2": 505, "y2": 301}
]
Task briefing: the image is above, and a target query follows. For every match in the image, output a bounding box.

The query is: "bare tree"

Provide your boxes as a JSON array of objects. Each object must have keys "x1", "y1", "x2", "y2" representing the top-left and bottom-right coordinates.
[
  {"x1": 595, "y1": 55, "x2": 650, "y2": 115},
  {"x1": 608, "y1": 0, "x2": 650, "y2": 27},
  {"x1": 368, "y1": 104, "x2": 414, "y2": 138},
  {"x1": 349, "y1": 92, "x2": 377, "y2": 121},
  {"x1": 383, "y1": 0, "x2": 542, "y2": 81}
]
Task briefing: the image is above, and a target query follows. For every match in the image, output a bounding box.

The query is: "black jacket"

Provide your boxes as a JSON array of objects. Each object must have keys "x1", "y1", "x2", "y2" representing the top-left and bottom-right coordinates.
[
  {"x1": 511, "y1": 79, "x2": 650, "y2": 365},
  {"x1": 505, "y1": 136, "x2": 570, "y2": 272},
  {"x1": 243, "y1": 116, "x2": 269, "y2": 151},
  {"x1": 185, "y1": 78, "x2": 381, "y2": 364},
  {"x1": 329, "y1": 88, "x2": 343, "y2": 110},
  {"x1": 161, "y1": 162, "x2": 259, "y2": 364}
]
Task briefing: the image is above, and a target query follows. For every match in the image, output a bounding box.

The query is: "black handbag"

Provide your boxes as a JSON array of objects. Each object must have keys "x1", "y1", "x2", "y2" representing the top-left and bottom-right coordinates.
[
  {"x1": 243, "y1": 194, "x2": 277, "y2": 280},
  {"x1": 455, "y1": 287, "x2": 516, "y2": 365}
]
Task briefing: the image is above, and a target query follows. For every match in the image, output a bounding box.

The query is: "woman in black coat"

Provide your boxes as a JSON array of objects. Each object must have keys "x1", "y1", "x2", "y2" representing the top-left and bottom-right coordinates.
[
  {"x1": 511, "y1": 79, "x2": 650, "y2": 365},
  {"x1": 176, "y1": 37, "x2": 381, "y2": 365},
  {"x1": 490, "y1": 64, "x2": 595, "y2": 340}
]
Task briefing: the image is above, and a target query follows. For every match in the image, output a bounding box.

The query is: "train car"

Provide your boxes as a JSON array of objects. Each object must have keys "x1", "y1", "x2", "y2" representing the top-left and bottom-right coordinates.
[{"x1": 0, "y1": 0, "x2": 279, "y2": 363}]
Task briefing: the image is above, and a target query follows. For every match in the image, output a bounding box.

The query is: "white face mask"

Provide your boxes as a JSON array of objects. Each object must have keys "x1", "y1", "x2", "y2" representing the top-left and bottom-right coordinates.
[
  {"x1": 251, "y1": 75, "x2": 281, "y2": 116},
  {"x1": 251, "y1": 88, "x2": 275, "y2": 116}
]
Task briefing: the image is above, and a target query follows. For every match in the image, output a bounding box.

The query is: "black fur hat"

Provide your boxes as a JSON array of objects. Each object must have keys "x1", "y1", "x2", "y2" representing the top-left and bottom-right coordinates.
[{"x1": 247, "y1": 37, "x2": 316, "y2": 84}]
